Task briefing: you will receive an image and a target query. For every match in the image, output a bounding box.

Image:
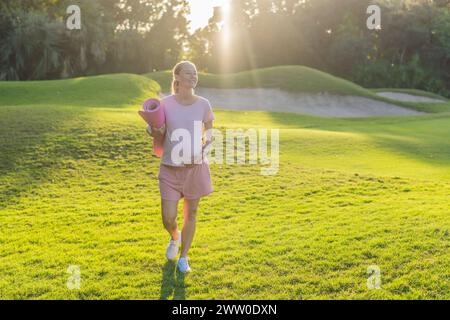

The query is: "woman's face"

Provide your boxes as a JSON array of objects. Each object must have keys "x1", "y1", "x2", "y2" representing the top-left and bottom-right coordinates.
[{"x1": 176, "y1": 64, "x2": 198, "y2": 89}]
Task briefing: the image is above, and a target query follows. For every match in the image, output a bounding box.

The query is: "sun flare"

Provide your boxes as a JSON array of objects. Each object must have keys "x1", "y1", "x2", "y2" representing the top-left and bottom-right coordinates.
[{"x1": 187, "y1": 0, "x2": 231, "y2": 34}]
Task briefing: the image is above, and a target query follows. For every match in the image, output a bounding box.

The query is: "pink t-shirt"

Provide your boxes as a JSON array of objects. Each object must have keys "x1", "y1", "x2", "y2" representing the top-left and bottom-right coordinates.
[{"x1": 160, "y1": 94, "x2": 215, "y2": 167}]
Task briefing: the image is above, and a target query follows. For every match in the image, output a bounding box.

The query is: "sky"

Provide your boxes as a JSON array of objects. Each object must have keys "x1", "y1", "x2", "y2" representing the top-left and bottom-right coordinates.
[{"x1": 187, "y1": 0, "x2": 230, "y2": 34}]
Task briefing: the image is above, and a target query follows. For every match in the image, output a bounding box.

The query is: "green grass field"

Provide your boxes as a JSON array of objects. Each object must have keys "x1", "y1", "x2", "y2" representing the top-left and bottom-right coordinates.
[{"x1": 1, "y1": 68, "x2": 449, "y2": 299}]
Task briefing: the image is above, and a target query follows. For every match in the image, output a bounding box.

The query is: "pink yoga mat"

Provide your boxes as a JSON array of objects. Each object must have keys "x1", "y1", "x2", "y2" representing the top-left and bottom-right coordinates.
[{"x1": 138, "y1": 98, "x2": 165, "y2": 158}]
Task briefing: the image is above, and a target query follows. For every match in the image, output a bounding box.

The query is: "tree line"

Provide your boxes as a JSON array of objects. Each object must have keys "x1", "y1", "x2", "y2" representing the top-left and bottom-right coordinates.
[{"x1": 1, "y1": 0, "x2": 449, "y2": 97}]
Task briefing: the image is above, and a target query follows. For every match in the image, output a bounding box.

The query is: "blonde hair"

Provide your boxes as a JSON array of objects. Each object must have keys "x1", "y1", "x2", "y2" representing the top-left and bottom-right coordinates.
[{"x1": 171, "y1": 60, "x2": 197, "y2": 94}]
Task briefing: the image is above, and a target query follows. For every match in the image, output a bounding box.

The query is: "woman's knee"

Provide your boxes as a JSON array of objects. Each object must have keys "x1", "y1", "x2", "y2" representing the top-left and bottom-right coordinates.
[
  {"x1": 185, "y1": 207, "x2": 198, "y2": 222},
  {"x1": 184, "y1": 198, "x2": 199, "y2": 222},
  {"x1": 161, "y1": 199, "x2": 178, "y2": 227},
  {"x1": 162, "y1": 215, "x2": 177, "y2": 229}
]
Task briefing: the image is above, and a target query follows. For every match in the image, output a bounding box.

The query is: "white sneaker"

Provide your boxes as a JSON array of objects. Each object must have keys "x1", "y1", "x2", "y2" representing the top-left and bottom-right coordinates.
[
  {"x1": 177, "y1": 257, "x2": 192, "y2": 273},
  {"x1": 165, "y1": 230, "x2": 181, "y2": 260}
]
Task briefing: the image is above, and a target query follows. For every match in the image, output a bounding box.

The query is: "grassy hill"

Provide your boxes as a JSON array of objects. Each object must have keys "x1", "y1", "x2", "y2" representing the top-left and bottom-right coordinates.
[
  {"x1": 146, "y1": 65, "x2": 373, "y2": 96},
  {"x1": 145, "y1": 65, "x2": 450, "y2": 113},
  {"x1": 0, "y1": 73, "x2": 160, "y2": 107},
  {"x1": 0, "y1": 67, "x2": 449, "y2": 299}
]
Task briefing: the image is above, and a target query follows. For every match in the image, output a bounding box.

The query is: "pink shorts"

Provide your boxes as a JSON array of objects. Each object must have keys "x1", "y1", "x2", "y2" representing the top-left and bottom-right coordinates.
[{"x1": 158, "y1": 162, "x2": 213, "y2": 201}]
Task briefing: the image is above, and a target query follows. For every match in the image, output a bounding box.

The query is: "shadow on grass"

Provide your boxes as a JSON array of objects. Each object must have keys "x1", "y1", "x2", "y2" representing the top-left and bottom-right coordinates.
[
  {"x1": 160, "y1": 261, "x2": 186, "y2": 300},
  {"x1": 0, "y1": 105, "x2": 87, "y2": 210},
  {"x1": 0, "y1": 74, "x2": 159, "y2": 209},
  {"x1": 0, "y1": 104, "x2": 153, "y2": 210}
]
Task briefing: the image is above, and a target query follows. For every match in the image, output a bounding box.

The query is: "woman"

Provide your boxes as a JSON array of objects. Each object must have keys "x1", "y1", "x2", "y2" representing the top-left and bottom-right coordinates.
[{"x1": 147, "y1": 60, "x2": 215, "y2": 273}]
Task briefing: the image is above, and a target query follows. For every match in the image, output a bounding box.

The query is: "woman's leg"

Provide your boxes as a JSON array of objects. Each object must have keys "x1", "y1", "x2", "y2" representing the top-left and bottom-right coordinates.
[
  {"x1": 161, "y1": 198, "x2": 180, "y2": 240},
  {"x1": 180, "y1": 198, "x2": 200, "y2": 257}
]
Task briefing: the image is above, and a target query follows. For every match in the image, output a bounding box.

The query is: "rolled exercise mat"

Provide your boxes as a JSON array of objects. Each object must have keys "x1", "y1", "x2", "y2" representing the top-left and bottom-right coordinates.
[{"x1": 138, "y1": 98, "x2": 165, "y2": 158}]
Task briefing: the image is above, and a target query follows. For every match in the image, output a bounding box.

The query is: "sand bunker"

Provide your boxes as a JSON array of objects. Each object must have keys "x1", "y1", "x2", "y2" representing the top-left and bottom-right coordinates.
[
  {"x1": 376, "y1": 92, "x2": 445, "y2": 103},
  {"x1": 164, "y1": 87, "x2": 423, "y2": 118}
]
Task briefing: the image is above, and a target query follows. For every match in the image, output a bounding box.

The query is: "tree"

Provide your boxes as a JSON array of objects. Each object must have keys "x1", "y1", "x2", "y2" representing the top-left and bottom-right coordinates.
[{"x1": 0, "y1": 9, "x2": 64, "y2": 80}]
